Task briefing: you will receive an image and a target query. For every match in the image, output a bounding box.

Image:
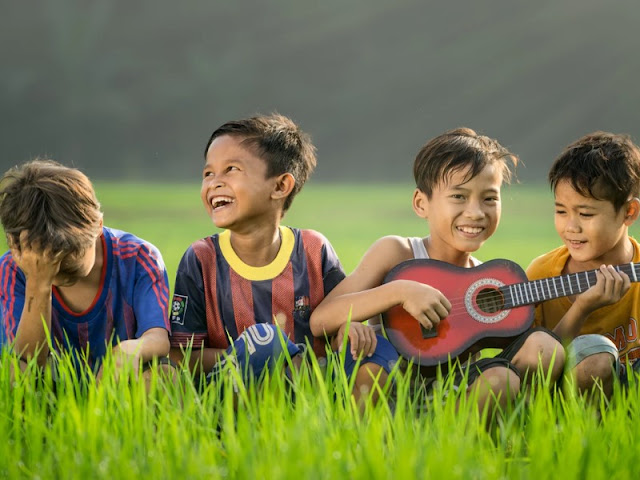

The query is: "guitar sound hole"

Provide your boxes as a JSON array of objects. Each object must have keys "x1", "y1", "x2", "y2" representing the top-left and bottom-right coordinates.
[{"x1": 476, "y1": 288, "x2": 505, "y2": 314}]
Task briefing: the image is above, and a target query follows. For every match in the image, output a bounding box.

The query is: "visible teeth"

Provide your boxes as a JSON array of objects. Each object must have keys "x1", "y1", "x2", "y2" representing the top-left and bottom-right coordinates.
[
  {"x1": 212, "y1": 196, "x2": 234, "y2": 209},
  {"x1": 458, "y1": 226, "x2": 483, "y2": 234}
]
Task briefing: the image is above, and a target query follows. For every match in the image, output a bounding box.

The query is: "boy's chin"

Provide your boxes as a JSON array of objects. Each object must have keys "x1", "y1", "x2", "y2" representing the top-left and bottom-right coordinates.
[
  {"x1": 53, "y1": 277, "x2": 79, "y2": 287},
  {"x1": 456, "y1": 238, "x2": 485, "y2": 253}
]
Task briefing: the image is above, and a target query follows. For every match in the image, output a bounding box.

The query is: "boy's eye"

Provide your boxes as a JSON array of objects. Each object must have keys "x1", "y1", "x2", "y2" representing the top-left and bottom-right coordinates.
[
  {"x1": 579, "y1": 213, "x2": 594, "y2": 218},
  {"x1": 450, "y1": 194, "x2": 465, "y2": 200},
  {"x1": 555, "y1": 210, "x2": 566, "y2": 215}
]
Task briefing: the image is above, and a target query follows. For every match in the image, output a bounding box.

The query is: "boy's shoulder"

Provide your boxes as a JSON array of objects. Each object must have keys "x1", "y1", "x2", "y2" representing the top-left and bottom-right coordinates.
[
  {"x1": 104, "y1": 226, "x2": 165, "y2": 266},
  {"x1": 526, "y1": 245, "x2": 570, "y2": 279},
  {"x1": 294, "y1": 227, "x2": 333, "y2": 252},
  {"x1": 369, "y1": 235, "x2": 416, "y2": 261}
]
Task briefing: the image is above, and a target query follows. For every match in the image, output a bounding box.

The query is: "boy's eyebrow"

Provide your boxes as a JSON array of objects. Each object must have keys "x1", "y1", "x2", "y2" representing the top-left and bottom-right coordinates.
[
  {"x1": 203, "y1": 157, "x2": 243, "y2": 168},
  {"x1": 448, "y1": 185, "x2": 500, "y2": 194},
  {"x1": 554, "y1": 201, "x2": 597, "y2": 210}
]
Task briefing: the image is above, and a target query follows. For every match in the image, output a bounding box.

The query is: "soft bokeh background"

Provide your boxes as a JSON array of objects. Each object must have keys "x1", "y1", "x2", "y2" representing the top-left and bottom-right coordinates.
[{"x1": 2, "y1": 0, "x2": 639, "y2": 182}]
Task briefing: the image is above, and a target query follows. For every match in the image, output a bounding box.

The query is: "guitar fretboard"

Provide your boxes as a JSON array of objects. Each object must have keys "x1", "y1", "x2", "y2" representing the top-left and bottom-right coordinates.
[{"x1": 500, "y1": 262, "x2": 639, "y2": 309}]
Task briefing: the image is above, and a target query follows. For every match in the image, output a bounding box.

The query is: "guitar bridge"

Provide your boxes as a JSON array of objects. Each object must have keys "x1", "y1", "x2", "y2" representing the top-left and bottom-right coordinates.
[{"x1": 420, "y1": 324, "x2": 438, "y2": 339}]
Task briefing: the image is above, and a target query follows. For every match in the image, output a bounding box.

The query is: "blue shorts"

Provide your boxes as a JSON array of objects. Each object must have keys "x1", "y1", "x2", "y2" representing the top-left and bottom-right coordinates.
[{"x1": 341, "y1": 335, "x2": 399, "y2": 377}]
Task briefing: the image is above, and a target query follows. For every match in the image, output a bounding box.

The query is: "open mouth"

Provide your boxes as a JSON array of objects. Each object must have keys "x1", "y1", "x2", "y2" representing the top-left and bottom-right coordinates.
[
  {"x1": 211, "y1": 196, "x2": 234, "y2": 211},
  {"x1": 567, "y1": 239, "x2": 586, "y2": 247},
  {"x1": 457, "y1": 226, "x2": 484, "y2": 235}
]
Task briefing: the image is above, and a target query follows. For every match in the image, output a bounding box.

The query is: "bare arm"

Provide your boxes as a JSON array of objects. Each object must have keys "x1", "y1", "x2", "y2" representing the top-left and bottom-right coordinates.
[
  {"x1": 113, "y1": 327, "x2": 171, "y2": 363},
  {"x1": 310, "y1": 236, "x2": 451, "y2": 337},
  {"x1": 553, "y1": 265, "x2": 630, "y2": 340},
  {"x1": 10, "y1": 233, "x2": 64, "y2": 365},
  {"x1": 169, "y1": 345, "x2": 226, "y2": 376}
]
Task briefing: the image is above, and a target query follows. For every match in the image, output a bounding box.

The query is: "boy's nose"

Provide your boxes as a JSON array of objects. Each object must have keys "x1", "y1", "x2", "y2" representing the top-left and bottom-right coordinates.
[
  {"x1": 565, "y1": 218, "x2": 581, "y2": 233},
  {"x1": 465, "y1": 202, "x2": 485, "y2": 219},
  {"x1": 207, "y1": 176, "x2": 224, "y2": 189}
]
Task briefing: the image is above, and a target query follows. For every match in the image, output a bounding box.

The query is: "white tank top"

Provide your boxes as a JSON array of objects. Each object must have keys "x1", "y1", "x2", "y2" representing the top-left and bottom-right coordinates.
[{"x1": 408, "y1": 237, "x2": 481, "y2": 266}]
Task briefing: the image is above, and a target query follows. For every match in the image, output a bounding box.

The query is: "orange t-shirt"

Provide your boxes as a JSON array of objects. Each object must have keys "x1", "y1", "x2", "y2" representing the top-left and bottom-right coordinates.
[{"x1": 526, "y1": 237, "x2": 640, "y2": 363}]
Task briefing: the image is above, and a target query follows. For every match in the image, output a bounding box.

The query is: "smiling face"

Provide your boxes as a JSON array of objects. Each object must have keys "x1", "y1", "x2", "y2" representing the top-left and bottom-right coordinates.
[
  {"x1": 413, "y1": 163, "x2": 503, "y2": 266},
  {"x1": 201, "y1": 135, "x2": 282, "y2": 233},
  {"x1": 553, "y1": 179, "x2": 637, "y2": 269}
]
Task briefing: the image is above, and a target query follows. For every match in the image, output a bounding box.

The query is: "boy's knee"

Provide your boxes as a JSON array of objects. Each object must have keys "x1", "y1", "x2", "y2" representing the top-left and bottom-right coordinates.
[
  {"x1": 516, "y1": 330, "x2": 565, "y2": 374},
  {"x1": 574, "y1": 352, "x2": 616, "y2": 387},
  {"x1": 472, "y1": 367, "x2": 520, "y2": 405},
  {"x1": 477, "y1": 366, "x2": 520, "y2": 399}
]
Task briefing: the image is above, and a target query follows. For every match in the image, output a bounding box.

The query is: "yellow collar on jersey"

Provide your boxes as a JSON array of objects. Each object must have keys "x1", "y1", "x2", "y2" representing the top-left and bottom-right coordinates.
[{"x1": 218, "y1": 226, "x2": 294, "y2": 281}]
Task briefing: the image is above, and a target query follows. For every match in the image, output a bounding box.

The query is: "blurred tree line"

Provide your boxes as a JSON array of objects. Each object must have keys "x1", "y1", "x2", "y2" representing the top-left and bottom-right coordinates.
[{"x1": 1, "y1": 0, "x2": 639, "y2": 183}]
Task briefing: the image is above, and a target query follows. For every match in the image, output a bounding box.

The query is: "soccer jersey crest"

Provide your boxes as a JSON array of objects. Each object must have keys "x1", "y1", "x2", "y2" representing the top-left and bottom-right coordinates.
[{"x1": 171, "y1": 294, "x2": 188, "y2": 325}]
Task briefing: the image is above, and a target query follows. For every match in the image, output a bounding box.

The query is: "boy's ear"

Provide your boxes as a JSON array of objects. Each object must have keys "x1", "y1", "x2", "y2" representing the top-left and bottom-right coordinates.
[
  {"x1": 412, "y1": 188, "x2": 429, "y2": 219},
  {"x1": 623, "y1": 197, "x2": 640, "y2": 226},
  {"x1": 271, "y1": 173, "x2": 296, "y2": 200}
]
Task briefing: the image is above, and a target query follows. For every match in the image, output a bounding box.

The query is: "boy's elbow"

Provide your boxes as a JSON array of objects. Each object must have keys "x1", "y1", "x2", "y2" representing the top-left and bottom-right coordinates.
[
  {"x1": 143, "y1": 327, "x2": 171, "y2": 356},
  {"x1": 309, "y1": 313, "x2": 325, "y2": 337},
  {"x1": 158, "y1": 334, "x2": 171, "y2": 356}
]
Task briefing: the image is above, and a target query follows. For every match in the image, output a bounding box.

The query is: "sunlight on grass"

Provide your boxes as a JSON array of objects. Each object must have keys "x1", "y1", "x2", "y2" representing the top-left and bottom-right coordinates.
[
  {"x1": 2, "y1": 346, "x2": 639, "y2": 479},
  {"x1": 2, "y1": 183, "x2": 640, "y2": 479}
]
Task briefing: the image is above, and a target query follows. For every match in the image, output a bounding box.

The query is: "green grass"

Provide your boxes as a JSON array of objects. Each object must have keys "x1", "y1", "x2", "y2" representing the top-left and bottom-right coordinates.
[{"x1": 2, "y1": 182, "x2": 640, "y2": 479}]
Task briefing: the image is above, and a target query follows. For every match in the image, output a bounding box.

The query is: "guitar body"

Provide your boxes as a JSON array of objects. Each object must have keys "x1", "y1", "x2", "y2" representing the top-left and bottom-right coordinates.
[{"x1": 382, "y1": 258, "x2": 534, "y2": 367}]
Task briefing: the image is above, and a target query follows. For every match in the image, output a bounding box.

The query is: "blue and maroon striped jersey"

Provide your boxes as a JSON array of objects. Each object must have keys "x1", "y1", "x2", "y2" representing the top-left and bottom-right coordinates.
[
  {"x1": 169, "y1": 227, "x2": 345, "y2": 357},
  {"x1": 0, "y1": 227, "x2": 170, "y2": 369}
]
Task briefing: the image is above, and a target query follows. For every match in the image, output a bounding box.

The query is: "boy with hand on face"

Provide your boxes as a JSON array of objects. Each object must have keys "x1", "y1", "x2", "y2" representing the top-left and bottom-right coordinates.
[{"x1": 0, "y1": 160, "x2": 171, "y2": 381}]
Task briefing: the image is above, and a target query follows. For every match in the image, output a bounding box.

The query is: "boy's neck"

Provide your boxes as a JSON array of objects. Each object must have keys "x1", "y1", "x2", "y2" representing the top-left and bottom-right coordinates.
[
  {"x1": 425, "y1": 236, "x2": 475, "y2": 268},
  {"x1": 228, "y1": 224, "x2": 282, "y2": 267}
]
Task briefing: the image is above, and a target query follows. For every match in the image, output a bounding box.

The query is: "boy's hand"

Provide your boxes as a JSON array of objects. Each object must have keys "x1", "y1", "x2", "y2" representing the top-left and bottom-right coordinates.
[
  {"x1": 400, "y1": 280, "x2": 451, "y2": 331},
  {"x1": 575, "y1": 264, "x2": 630, "y2": 313},
  {"x1": 334, "y1": 322, "x2": 377, "y2": 360},
  {"x1": 110, "y1": 339, "x2": 144, "y2": 381},
  {"x1": 10, "y1": 231, "x2": 63, "y2": 286},
  {"x1": 96, "y1": 339, "x2": 146, "y2": 383}
]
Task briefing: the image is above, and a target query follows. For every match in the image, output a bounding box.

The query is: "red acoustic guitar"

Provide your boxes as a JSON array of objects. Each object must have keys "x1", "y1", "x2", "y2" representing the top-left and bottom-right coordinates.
[{"x1": 382, "y1": 258, "x2": 639, "y2": 367}]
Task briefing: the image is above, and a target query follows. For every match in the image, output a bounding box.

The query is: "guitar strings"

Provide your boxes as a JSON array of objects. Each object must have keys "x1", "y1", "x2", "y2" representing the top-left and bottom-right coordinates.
[
  {"x1": 392, "y1": 265, "x2": 638, "y2": 320},
  {"x1": 407, "y1": 273, "x2": 607, "y2": 313}
]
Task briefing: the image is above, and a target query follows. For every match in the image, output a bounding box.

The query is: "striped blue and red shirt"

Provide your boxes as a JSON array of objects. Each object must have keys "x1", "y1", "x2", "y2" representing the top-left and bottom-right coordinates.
[
  {"x1": 169, "y1": 227, "x2": 345, "y2": 357},
  {"x1": 0, "y1": 227, "x2": 170, "y2": 368}
]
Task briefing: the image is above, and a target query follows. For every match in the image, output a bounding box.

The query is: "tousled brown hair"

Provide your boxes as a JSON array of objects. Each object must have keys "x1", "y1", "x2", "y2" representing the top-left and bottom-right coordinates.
[
  {"x1": 0, "y1": 159, "x2": 103, "y2": 255},
  {"x1": 413, "y1": 128, "x2": 517, "y2": 197},
  {"x1": 549, "y1": 132, "x2": 640, "y2": 211},
  {"x1": 205, "y1": 113, "x2": 316, "y2": 212}
]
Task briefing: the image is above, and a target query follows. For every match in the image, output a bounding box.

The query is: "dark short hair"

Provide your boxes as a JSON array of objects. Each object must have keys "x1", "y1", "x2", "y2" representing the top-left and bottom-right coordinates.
[
  {"x1": 204, "y1": 113, "x2": 317, "y2": 212},
  {"x1": 413, "y1": 128, "x2": 517, "y2": 197},
  {"x1": 0, "y1": 159, "x2": 103, "y2": 254},
  {"x1": 549, "y1": 132, "x2": 640, "y2": 211}
]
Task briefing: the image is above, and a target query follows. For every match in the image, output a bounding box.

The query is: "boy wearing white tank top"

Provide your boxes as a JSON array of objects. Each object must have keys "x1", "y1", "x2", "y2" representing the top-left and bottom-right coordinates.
[{"x1": 311, "y1": 128, "x2": 565, "y2": 417}]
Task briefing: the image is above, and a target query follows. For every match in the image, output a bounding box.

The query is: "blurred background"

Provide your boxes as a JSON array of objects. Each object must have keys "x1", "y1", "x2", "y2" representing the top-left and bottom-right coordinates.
[{"x1": 2, "y1": 0, "x2": 639, "y2": 184}]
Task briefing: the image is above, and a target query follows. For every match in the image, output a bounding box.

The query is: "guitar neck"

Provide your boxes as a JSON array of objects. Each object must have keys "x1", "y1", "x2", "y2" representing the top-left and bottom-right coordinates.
[{"x1": 501, "y1": 262, "x2": 640, "y2": 309}]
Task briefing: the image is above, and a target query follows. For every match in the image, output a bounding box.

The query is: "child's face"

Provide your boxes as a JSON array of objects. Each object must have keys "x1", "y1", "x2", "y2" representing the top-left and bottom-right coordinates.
[
  {"x1": 53, "y1": 242, "x2": 97, "y2": 287},
  {"x1": 414, "y1": 163, "x2": 503, "y2": 262},
  {"x1": 201, "y1": 135, "x2": 279, "y2": 231},
  {"x1": 554, "y1": 179, "x2": 632, "y2": 266}
]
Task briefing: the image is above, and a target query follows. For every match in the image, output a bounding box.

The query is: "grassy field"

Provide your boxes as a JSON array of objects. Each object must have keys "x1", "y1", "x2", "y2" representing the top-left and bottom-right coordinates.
[{"x1": 2, "y1": 182, "x2": 640, "y2": 479}]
